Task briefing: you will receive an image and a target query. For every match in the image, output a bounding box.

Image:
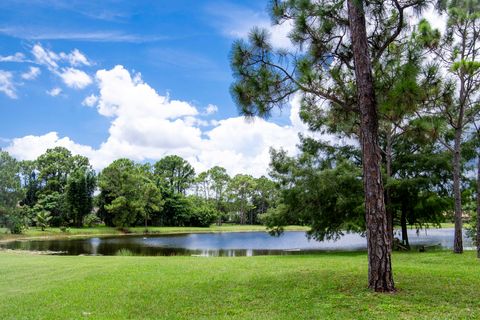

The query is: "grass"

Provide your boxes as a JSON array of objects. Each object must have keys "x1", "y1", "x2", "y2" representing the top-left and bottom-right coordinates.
[
  {"x1": 0, "y1": 251, "x2": 479, "y2": 319},
  {"x1": 0, "y1": 225, "x2": 308, "y2": 242}
]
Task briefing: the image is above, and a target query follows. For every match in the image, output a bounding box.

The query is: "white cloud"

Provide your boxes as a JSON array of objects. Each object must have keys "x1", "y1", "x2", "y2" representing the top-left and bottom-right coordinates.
[
  {"x1": 31, "y1": 44, "x2": 92, "y2": 89},
  {"x1": 32, "y1": 44, "x2": 59, "y2": 70},
  {"x1": 46, "y1": 87, "x2": 62, "y2": 96},
  {"x1": 82, "y1": 94, "x2": 98, "y2": 107},
  {"x1": 59, "y1": 67, "x2": 92, "y2": 89},
  {"x1": 94, "y1": 65, "x2": 197, "y2": 118},
  {"x1": 0, "y1": 70, "x2": 17, "y2": 98},
  {"x1": 6, "y1": 132, "x2": 96, "y2": 162},
  {"x1": 6, "y1": 65, "x2": 316, "y2": 177},
  {"x1": 205, "y1": 104, "x2": 218, "y2": 115},
  {"x1": 0, "y1": 28, "x2": 167, "y2": 43},
  {"x1": 21, "y1": 66, "x2": 41, "y2": 80},
  {"x1": 60, "y1": 48, "x2": 90, "y2": 66},
  {"x1": 0, "y1": 52, "x2": 26, "y2": 62}
]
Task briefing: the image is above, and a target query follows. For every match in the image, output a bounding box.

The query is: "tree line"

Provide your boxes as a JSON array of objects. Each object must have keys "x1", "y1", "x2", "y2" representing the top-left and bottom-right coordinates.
[{"x1": 0, "y1": 148, "x2": 278, "y2": 232}]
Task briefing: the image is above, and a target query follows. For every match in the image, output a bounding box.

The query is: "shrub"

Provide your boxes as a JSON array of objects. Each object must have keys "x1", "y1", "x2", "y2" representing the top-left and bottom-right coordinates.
[{"x1": 83, "y1": 213, "x2": 102, "y2": 227}]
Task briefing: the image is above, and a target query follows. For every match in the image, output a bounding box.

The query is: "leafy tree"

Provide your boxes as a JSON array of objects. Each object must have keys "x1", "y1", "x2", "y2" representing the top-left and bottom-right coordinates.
[
  {"x1": 230, "y1": 0, "x2": 432, "y2": 292},
  {"x1": 32, "y1": 192, "x2": 65, "y2": 227},
  {"x1": 154, "y1": 155, "x2": 195, "y2": 194},
  {"x1": 194, "y1": 166, "x2": 231, "y2": 224},
  {"x1": 426, "y1": 0, "x2": 480, "y2": 253},
  {"x1": 186, "y1": 196, "x2": 219, "y2": 227},
  {"x1": 0, "y1": 151, "x2": 23, "y2": 211},
  {"x1": 19, "y1": 160, "x2": 39, "y2": 208},
  {"x1": 33, "y1": 210, "x2": 52, "y2": 231},
  {"x1": 227, "y1": 174, "x2": 256, "y2": 225},
  {"x1": 250, "y1": 176, "x2": 278, "y2": 225},
  {"x1": 65, "y1": 167, "x2": 96, "y2": 227},
  {"x1": 266, "y1": 146, "x2": 364, "y2": 239},
  {"x1": 98, "y1": 159, "x2": 162, "y2": 228}
]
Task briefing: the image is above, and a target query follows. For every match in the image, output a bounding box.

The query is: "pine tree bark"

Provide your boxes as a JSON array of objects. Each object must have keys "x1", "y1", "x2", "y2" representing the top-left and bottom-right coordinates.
[
  {"x1": 347, "y1": 0, "x2": 395, "y2": 292},
  {"x1": 385, "y1": 135, "x2": 394, "y2": 247},
  {"x1": 453, "y1": 128, "x2": 463, "y2": 254}
]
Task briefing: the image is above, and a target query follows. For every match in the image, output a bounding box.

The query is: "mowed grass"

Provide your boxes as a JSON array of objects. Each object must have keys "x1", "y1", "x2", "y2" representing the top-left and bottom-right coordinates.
[
  {"x1": 0, "y1": 251, "x2": 479, "y2": 319},
  {"x1": 0, "y1": 225, "x2": 308, "y2": 242}
]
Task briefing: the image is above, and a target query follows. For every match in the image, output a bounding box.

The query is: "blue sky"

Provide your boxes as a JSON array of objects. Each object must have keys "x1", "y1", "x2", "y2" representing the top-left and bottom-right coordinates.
[{"x1": 0, "y1": 0, "x2": 310, "y2": 176}]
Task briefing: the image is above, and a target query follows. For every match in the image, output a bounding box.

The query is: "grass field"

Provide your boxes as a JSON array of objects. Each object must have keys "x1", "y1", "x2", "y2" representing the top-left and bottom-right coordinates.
[{"x1": 0, "y1": 251, "x2": 479, "y2": 319}]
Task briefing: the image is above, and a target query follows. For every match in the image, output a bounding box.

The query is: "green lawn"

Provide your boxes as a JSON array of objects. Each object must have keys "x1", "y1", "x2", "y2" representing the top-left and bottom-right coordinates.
[
  {"x1": 0, "y1": 251, "x2": 479, "y2": 319},
  {"x1": 0, "y1": 225, "x2": 308, "y2": 242}
]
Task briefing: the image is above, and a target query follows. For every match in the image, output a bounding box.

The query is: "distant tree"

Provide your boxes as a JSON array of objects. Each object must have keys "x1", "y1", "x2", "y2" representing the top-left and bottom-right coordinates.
[
  {"x1": 186, "y1": 196, "x2": 219, "y2": 227},
  {"x1": 154, "y1": 155, "x2": 195, "y2": 194},
  {"x1": 250, "y1": 176, "x2": 278, "y2": 225},
  {"x1": 427, "y1": 1, "x2": 480, "y2": 253},
  {"x1": 33, "y1": 210, "x2": 52, "y2": 231},
  {"x1": 0, "y1": 151, "x2": 25, "y2": 233},
  {"x1": 0, "y1": 151, "x2": 23, "y2": 209},
  {"x1": 98, "y1": 159, "x2": 162, "y2": 228},
  {"x1": 65, "y1": 168, "x2": 96, "y2": 227},
  {"x1": 227, "y1": 174, "x2": 256, "y2": 225},
  {"x1": 19, "y1": 160, "x2": 39, "y2": 208},
  {"x1": 31, "y1": 192, "x2": 64, "y2": 228}
]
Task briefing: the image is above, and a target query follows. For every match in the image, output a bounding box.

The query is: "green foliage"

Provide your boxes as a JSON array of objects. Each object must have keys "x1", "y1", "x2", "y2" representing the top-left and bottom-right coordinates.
[
  {"x1": 186, "y1": 196, "x2": 219, "y2": 227},
  {"x1": 83, "y1": 213, "x2": 102, "y2": 227},
  {"x1": 268, "y1": 147, "x2": 364, "y2": 240},
  {"x1": 98, "y1": 159, "x2": 163, "y2": 228},
  {"x1": 65, "y1": 168, "x2": 96, "y2": 227},
  {"x1": 154, "y1": 155, "x2": 195, "y2": 194},
  {"x1": 33, "y1": 210, "x2": 52, "y2": 231},
  {"x1": 227, "y1": 174, "x2": 257, "y2": 224}
]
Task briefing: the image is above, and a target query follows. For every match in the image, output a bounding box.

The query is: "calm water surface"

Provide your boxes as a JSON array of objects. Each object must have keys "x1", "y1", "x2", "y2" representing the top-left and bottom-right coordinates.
[{"x1": 1, "y1": 228, "x2": 472, "y2": 256}]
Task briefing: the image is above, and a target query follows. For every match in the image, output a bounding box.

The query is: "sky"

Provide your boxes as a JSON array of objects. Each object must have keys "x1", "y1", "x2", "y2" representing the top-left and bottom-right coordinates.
[
  {"x1": 0, "y1": 1, "x2": 444, "y2": 177},
  {"x1": 0, "y1": 0, "x2": 311, "y2": 177}
]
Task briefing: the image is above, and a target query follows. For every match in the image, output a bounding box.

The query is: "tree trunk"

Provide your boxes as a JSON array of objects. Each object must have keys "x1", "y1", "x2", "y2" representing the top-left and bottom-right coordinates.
[
  {"x1": 453, "y1": 128, "x2": 463, "y2": 253},
  {"x1": 401, "y1": 201, "x2": 410, "y2": 249},
  {"x1": 476, "y1": 154, "x2": 480, "y2": 258},
  {"x1": 385, "y1": 135, "x2": 394, "y2": 246},
  {"x1": 347, "y1": 0, "x2": 395, "y2": 292}
]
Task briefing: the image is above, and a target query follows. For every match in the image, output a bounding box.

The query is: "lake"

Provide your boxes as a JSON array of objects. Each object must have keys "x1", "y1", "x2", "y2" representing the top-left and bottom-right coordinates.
[{"x1": 0, "y1": 228, "x2": 473, "y2": 256}]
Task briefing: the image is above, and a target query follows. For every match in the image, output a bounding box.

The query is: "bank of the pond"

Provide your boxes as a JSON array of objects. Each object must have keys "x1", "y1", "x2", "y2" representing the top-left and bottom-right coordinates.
[
  {"x1": 0, "y1": 251, "x2": 479, "y2": 319},
  {"x1": 0, "y1": 225, "x2": 308, "y2": 243}
]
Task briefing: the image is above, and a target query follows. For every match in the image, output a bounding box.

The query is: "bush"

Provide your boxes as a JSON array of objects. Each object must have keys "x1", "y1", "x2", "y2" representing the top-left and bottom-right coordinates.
[
  {"x1": 186, "y1": 196, "x2": 218, "y2": 227},
  {"x1": 2, "y1": 207, "x2": 30, "y2": 234},
  {"x1": 83, "y1": 213, "x2": 102, "y2": 227}
]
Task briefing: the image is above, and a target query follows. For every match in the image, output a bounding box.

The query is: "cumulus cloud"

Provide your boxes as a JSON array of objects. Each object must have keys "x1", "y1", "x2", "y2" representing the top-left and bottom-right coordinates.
[
  {"x1": 0, "y1": 52, "x2": 26, "y2": 62},
  {"x1": 21, "y1": 66, "x2": 41, "y2": 80},
  {"x1": 46, "y1": 87, "x2": 62, "y2": 96},
  {"x1": 205, "y1": 104, "x2": 218, "y2": 115},
  {"x1": 31, "y1": 44, "x2": 92, "y2": 89},
  {"x1": 7, "y1": 65, "x2": 315, "y2": 176},
  {"x1": 61, "y1": 48, "x2": 90, "y2": 66},
  {"x1": 59, "y1": 67, "x2": 92, "y2": 89},
  {"x1": 0, "y1": 70, "x2": 17, "y2": 98},
  {"x1": 82, "y1": 94, "x2": 98, "y2": 107},
  {"x1": 6, "y1": 132, "x2": 96, "y2": 162}
]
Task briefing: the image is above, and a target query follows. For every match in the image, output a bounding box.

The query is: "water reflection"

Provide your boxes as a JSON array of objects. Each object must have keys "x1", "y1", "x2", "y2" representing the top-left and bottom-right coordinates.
[{"x1": 0, "y1": 229, "x2": 473, "y2": 256}]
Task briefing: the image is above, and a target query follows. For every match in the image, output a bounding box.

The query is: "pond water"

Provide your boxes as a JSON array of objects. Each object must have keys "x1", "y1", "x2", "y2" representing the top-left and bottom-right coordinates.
[{"x1": 0, "y1": 228, "x2": 473, "y2": 256}]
